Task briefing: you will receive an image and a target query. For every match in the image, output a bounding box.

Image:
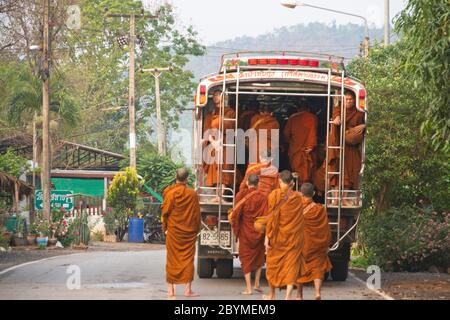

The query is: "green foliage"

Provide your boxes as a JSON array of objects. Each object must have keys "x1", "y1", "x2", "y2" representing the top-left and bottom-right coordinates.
[
  {"x1": 0, "y1": 148, "x2": 29, "y2": 178},
  {"x1": 102, "y1": 211, "x2": 116, "y2": 235},
  {"x1": 347, "y1": 43, "x2": 450, "y2": 212},
  {"x1": 64, "y1": 1, "x2": 205, "y2": 153},
  {"x1": 394, "y1": 0, "x2": 450, "y2": 153},
  {"x1": 107, "y1": 167, "x2": 142, "y2": 214},
  {"x1": 0, "y1": 62, "x2": 81, "y2": 133},
  {"x1": 0, "y1": 226, "x2": 11, "y2": 249},
  {"x1": 359, "y1": 207, "x2": 450, "y2": 271},
  {"x1": 136, "y1": 152, "x2": 193, "y2": 195}
]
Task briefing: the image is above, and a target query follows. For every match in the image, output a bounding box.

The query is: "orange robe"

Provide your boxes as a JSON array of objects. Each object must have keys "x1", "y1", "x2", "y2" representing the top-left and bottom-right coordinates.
[
  {"x1": 162, "y1": 183, "x2": 201, "y2": 284},
  {"x1": 298, "y1": 197, "x2": 332, "y2": 283},
  {"x1": 329, "y1": 106, "x2": 365, "y2": 189},
  {"x1": 249, "y1": 113, "x2": 279, "y2": 163},
  {"x1": 265, "y1": 188, "x2": 305, "y2": 288},
  {"x1": 283, "y1": 111, "x2": 318, "y2": 184},
  {"x1": 239, "y1": 162, "x2": 279, "y2": 196},
  {"x1": 204, "y1": 107, "x2": 237, "y2": 186},
  {"x1": 239, "y1": 110, "x2": 258, "y2": 131},
  {"x1": 231, "y1": 187, "x2": 268, "y2": 274}
]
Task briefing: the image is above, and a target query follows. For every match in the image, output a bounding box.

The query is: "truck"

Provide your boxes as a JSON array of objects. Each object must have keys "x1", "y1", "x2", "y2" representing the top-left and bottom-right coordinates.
[{"x1": 192, "y1": 51, "x2": 367, "y2": 281}]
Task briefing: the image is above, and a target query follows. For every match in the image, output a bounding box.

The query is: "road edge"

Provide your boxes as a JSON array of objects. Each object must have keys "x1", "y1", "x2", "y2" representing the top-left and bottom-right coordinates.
[{"x1": 348, "y1": 271, "x2": 395, "y2": 300}]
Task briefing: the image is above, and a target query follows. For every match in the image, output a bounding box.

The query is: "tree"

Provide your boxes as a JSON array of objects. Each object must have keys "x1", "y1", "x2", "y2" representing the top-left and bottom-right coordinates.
[
  {"x1": 107, "y1": 167, "x2": 142, "y2": 241},
  {"x1": 63, "y1": 1, "x2": 205, "y2": 153},
  {"x1": 395, "y1": 0, "x2": 450, "y2": 153},
  {"x1": 347, "y1": 43, "x2": 449, "y2": 213}
]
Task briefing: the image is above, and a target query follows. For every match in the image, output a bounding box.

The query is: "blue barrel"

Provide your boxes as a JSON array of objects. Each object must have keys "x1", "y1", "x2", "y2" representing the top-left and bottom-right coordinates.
[{"x1": 128, "y1": 217, "x2": 144, "y2": 243}]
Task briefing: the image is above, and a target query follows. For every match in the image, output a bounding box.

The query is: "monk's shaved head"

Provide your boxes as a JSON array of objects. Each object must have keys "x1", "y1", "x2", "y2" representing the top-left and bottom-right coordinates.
[
  {"x1": 300, "y1": 183, "x2": 315, "y2": 198},
  {"x1": 176, "y1": 168, "x2": 189, "y2": 182},
  {"x1": 248, "y1": 174, "x2": 259, "y2": 187},
  {"x1": 279, "y1": 170, "x2": 294, "y2": 184}
]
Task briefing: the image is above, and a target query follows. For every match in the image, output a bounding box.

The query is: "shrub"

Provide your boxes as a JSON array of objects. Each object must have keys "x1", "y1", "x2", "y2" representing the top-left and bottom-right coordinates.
[{"x1": 359, "y1": 207, "x2": 450, "y2": 271}]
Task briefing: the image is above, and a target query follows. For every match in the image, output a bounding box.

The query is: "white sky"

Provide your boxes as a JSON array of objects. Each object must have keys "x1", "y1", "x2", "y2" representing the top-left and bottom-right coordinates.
[{"x1": 163, "y1": 0, "x2": 407, "y2": 45}]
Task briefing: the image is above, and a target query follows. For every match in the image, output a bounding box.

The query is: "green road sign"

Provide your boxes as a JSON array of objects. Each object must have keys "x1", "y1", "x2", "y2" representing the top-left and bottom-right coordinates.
[{"x1": 35, "y1": 190, "x2": 74, "y2": 211}]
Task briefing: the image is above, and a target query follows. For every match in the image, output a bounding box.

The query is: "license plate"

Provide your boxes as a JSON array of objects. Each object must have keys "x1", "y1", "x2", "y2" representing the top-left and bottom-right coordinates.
[{"x1": 200, "y1": 229, "x2": 231, "y2": 247}]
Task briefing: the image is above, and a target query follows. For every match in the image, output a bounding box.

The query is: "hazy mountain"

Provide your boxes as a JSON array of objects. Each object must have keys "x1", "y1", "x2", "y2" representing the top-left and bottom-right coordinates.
[{"x1": 187, "y1": 22, "x2": 387, "y2": 81}]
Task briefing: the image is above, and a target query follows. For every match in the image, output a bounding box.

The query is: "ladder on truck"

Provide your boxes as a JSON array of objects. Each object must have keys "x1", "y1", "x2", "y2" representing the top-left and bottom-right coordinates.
[{"x1": 324, "y1": 72, "x2": 361, "y2": 251}]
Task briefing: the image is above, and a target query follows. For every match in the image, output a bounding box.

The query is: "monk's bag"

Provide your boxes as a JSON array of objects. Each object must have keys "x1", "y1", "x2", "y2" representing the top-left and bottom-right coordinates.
[
  {"x1": 254, "y1": 190, "x2": 293, "y2": 234},
  {"x1": 345, "y1": 124, "x2": 366, "y2": 145},
  {"x1": 228, "y1": 190, "x2": 258, "y2": 224}
]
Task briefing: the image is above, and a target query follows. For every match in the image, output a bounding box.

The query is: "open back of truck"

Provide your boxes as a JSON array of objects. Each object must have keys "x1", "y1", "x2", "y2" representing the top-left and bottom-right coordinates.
[{"x1": 192, "y1": 51, "x2": 367, "y2": 281}]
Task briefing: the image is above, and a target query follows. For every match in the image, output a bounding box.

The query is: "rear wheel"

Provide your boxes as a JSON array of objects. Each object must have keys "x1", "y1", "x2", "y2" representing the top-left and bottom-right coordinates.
[
  {"x1": 331, "y1": 260, "x2": 349, "y2": 281},
  {"x1": 216, "y1": 259, "x2": 233, "y2": 278},
  {"x1": 197, "y1": 258, "x2": 214, "y2": 278}
]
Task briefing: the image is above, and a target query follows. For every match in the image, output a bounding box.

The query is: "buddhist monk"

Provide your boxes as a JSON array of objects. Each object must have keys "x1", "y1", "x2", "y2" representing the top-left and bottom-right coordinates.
[
  {"x1": 203, "y1": 89, "x2": 238, "y2": 201},
  {"x1": 328, "y1": 90, "x2": 365, "y2": 206},
  {"x1": 283, "y1": 101, "x2": 318, "y2": 185},
  {"x1": 264, "y1": 170, "x2": 305, "y2": 300},
  {"x1": 249, "y1": 104, "x2": 279, "y2": 164},
  {"x1": 161, "y1": 168, "x2": 201, "y2": 298},
  {"x1": 296, "y1": 183, "x2": 332, "y2": 300},
  {"x1": 238, "y1": 101, "x2": 259, "y2": 131},
  {"x1": 230, "y1": 174, "x2": 268, "y2": 295},
  {"x1": 239, "y1": 151, "x2": 279, "y2": 196}
]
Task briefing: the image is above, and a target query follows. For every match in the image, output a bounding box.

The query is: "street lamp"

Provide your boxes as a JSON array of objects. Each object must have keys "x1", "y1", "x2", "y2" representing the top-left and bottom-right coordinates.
[{"x1": 280, "y1": 0, "x2": 370, "y2": 57}]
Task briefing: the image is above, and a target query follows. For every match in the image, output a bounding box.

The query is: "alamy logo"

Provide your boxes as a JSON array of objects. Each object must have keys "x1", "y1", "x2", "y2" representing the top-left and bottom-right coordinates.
[
  {"x1": 366, "y1": 265, "x2": 381, "y2": 290},
  {"x1": 66, "y1": 265, "x2": 81, "y2": 290}
]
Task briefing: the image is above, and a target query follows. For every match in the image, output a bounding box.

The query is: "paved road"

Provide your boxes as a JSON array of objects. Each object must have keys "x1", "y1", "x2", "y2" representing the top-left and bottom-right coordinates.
[{"x1": 0, "y1": 250, "x2": 383, "y2": 300}]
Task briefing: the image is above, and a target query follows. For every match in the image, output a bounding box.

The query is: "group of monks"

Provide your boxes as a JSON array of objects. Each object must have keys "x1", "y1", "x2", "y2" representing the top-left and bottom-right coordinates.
[
  {"x1": 202, "y1": 89, "x2": 365, "y2": 206},
  {"x1": 160, "y1": 89, "x2": 365, "y2": 299},
  {"x1": 161, "y1": 167, "x2": 332, "y2": 300},
  {"x1": 231, "y1": 170, "x2": 332, "y2": 300}
]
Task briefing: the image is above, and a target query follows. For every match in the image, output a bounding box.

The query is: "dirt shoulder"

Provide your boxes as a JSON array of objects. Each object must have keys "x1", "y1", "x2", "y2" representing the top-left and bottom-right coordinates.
[
  {"x1": 350, "y1": 268, "x2": 450, "y2": 300},
  {"x1": 0, "y1": 241, "x2": 165, "y2": 272}
]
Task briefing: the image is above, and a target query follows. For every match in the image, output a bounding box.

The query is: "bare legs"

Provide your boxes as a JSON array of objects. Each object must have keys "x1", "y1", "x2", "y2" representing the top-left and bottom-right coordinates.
[
  {"x1": 263, "y1": 285, "x2": 276, "y2": 300},
  {"x1": 167, "y1": 282, "x2": 200, "y2": 298},
  {"x1": 242, "y1": 268, "x2": 263, "y2": 295},
  {"x1": 296, "y1": 279, "x2": 323, "y2": 300},
  {"x1": 285, "y1": 284, "x2": 295, "y2": 300}
]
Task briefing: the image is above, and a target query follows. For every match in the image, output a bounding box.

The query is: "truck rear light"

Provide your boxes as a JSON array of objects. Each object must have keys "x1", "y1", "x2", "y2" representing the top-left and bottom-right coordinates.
[
  {"x1": 289, "y1": 59, "x2": 299, "y2": 65},
  {"x1": 259, "y1": 58, "x2": 268, "y2": 65},
  {"x1": 199, "y1": 95, "x2": 207, "y2": 104},
  {"x1": 199, "y1": 85, "x2": 206, "y2": 95},
  {"x1": 279, "y1": 59, "x2": 288, "y2": 65},
  {"x1": 199, "y1": 85, "x2": 207, "y2": 104},
  {"x1": 309, "y1": 60, "x2": 319, "y2": 67},
  {"x1": 269, "y1": 58, "x2": 279, "y2": 64},
  {"x1": 359, "y1": 89, "x2": 366, "y2": 109},
  {"x1": 299, "y1": 59, "x2": 309, "y2": 66},
  {"x1": 205, "y1": 215, "x2": 218, "y2": 227},
  {"x1": 248, "y1": 59, "x2": 258, "y2": 65}
]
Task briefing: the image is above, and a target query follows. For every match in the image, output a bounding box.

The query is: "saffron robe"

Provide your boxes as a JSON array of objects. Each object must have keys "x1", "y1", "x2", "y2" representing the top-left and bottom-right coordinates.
[
  {"x1": 298, "y1": 197, "x2": 332, "y2": 283},
  {"x1": 283, "y1": 111, "x2": 318, "y2": 184},
  {"x1": 162, "y1": 183, "x2": 201, "y2": 284},
  {"x1": 231, "y1": 187, "x2": 268, "y2": 274},
  {"x1": 239, "y1": 162, "x2": 279, "y2": 197},
  {"x1": 249, "y1": 113, "x2": 280, "y2": 163},
  {"x1": 265, "y1": 187, "x2": 305, "y2": 288}
]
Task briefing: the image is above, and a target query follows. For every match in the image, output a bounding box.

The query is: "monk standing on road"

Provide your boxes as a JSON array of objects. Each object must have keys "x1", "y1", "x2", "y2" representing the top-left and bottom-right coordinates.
[
  {"x1": 162, "y1": 168, "x2": 201, "y2": 298},
  {"x1": 283, "y1": 101, "x2": 318, "y2": 184},
  {"x1": 296, "y1": 182, "x2": 332, "y2": 300},
  {"x1": 264, "y1": 170, "x2": 305, "y2": 300},
  {"x1": 230, "y1": 174, "x2": 268, "y2": 295}
]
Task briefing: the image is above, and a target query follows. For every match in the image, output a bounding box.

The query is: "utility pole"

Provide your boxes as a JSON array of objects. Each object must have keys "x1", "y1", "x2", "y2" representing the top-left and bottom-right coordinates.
[
  {"x1": 384, "y1": 0, "x2": 390, "y2": 46},
  {"x1": 106, "y1": 9, "x2": 158, "y2": 168},
  {"x1": 141, "y1": 67, "x2": 173, "y2": 156},
  {"x1": 41, "y1": 0, "x2": 51, "y2": 221}
]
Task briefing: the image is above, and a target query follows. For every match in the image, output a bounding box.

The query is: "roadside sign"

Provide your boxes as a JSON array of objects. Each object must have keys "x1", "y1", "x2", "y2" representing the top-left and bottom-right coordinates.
[{"x1": 35, "y1": 190, "x2": 74, "y2": 211}]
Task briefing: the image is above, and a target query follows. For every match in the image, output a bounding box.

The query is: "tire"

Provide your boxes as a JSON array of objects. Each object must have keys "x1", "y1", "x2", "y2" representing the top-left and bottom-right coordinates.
[
  {"x1": 197, "y1": 258, "x2": 214, "y2": 278},
  {"x1": 216, "y1": 259, "x2": 233, "y2": 278},
  {"x1": 331, "y1": 260, "x2": 349, "y2": 281}
]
